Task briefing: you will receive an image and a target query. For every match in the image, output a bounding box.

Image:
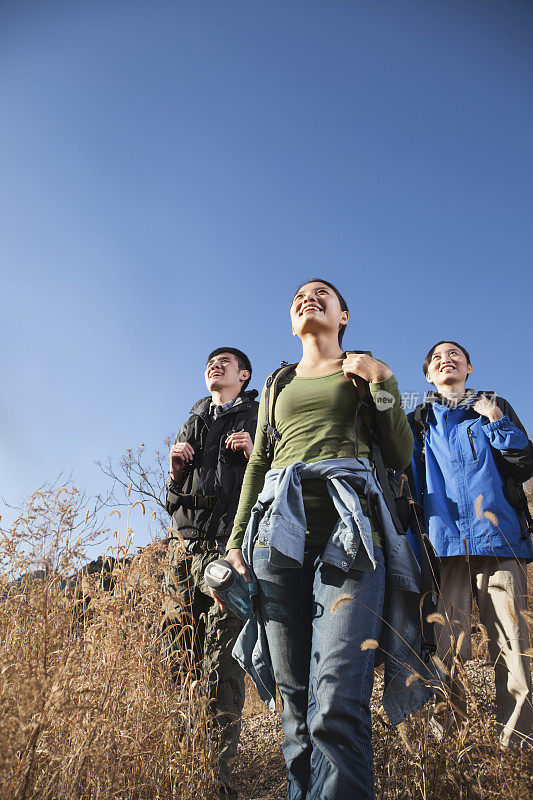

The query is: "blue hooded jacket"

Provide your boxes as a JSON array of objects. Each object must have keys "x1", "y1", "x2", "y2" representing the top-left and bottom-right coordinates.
[{"x1": 408, "y1": 391, "x2": 533, "y2": 560}]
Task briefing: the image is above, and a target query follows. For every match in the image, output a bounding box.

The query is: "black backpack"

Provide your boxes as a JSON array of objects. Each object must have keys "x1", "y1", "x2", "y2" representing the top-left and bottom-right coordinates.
[
  {"x1": 410, "y1": 392, "x2": 533, "y2": 540},
  {"x1": 262, "y1": 351, "x2": 440, "y2": 661}
]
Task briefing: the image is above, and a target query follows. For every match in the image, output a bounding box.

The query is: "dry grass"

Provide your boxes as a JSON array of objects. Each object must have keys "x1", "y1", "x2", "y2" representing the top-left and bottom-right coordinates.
[
  {"x1": 1, "y1": 484, "x2": 532, "y2": 800},
  {"x1": 0, "y1": 485, "x2": 217, "y2": 800}
]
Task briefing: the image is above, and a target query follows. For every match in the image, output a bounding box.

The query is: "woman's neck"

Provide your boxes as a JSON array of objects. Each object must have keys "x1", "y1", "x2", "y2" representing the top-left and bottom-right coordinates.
[
  {"x1": 433, "y1": 380, "x2": 467, "y2": 403},
  {"x1": 296, "y1": 333, "x2": 344, "y2": 376}
]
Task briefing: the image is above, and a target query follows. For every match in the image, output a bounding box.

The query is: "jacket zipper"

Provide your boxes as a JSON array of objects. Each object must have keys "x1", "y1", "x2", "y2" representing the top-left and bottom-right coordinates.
[{"x1": 467, "y1": 424, "x2": 477, "y2": 460}]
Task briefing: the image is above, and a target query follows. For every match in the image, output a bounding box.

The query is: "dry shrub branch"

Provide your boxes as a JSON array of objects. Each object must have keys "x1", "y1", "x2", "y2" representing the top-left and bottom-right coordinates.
[{"x1": 0, "y1": 485, "x2": 216, "y2": 800}]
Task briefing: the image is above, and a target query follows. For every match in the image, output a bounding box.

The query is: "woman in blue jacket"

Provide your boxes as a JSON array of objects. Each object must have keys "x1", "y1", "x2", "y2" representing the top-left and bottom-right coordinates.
[{"x1": 408, "y1": 340, "x2": 533, "y2": 746}]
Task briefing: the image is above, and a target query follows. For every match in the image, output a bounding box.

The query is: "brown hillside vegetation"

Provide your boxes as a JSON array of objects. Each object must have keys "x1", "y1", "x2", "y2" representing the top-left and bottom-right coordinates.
[
  {"x1": 0, "y1": 485, "x2": 532, "y2": 799},
  {"x1": 0, "y1": 486, "x2": 217, "y2": 800}
]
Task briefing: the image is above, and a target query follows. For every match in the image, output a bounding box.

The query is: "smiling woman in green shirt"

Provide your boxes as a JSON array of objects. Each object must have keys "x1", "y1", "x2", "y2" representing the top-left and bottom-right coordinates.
[
  {"x1": 227, "y1": 364, "x2": 412, "y2": 551},
  {"x1": 221, "y1": 278, "x2": 413, "y2": 800}
]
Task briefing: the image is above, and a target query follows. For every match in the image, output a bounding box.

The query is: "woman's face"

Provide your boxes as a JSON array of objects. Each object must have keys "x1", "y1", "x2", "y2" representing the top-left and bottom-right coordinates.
[
  {"x1": 425, "y1": 342, "x2": 472, "y2": 388},
  {"x1": 290, "y1": 281, "x2": 348, "y2": 341}
]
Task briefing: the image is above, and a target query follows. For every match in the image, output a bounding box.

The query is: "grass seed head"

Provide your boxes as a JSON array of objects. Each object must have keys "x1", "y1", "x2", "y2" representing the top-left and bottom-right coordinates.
[
  {"x1": 331, "y1": 594, "x2": 354, "y2": 613},
  {"x1": 360, "y1": 638, "x2": 379, "y2": 651},
  {"x1": 474, "y1": 494, "x2": 484, "y2": 521},
  {"x1": 483, "y1": 510, "x2": 499, "y2": 527}
]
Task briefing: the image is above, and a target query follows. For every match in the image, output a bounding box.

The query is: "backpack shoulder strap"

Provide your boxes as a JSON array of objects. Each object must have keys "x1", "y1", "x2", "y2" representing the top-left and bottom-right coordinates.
[
  {"x1": 345, "y1": 350, "x2": 406, "y2": 536},
  {"x1": 345, "y1": 351, "x2": 440, "y2": 656},
  {"x1": 344, "y1": 350, "x2": 374, "y2": 446},
  {"x1": 406, "y1": 496, "x2": 440, "y2": 659},
  {"x1": 263, "y1": 362, "x2": 297, "y2": 461},
  {"x1": 476, "y1": 393, "x2": 533, "y2": 538},
  {"x1": 411, "y1": 403, "x2": 430, "y2": 458}
]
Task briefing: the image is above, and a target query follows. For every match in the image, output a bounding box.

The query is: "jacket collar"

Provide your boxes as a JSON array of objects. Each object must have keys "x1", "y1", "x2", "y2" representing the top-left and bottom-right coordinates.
[{"x1": 189, "y1": 388, "x2": 258, "y2": 417}]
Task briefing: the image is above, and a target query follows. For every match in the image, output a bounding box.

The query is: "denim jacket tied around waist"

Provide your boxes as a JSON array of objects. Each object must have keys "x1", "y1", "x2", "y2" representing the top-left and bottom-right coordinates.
[{"x1": 231, "y1": 457, "x2": 440, "y2": 724}]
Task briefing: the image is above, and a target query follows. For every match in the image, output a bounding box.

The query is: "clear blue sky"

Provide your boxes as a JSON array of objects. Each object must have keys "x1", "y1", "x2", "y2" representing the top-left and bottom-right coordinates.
[{"x1": 1, "y1": 0, "x2": 532, "y2": 550}]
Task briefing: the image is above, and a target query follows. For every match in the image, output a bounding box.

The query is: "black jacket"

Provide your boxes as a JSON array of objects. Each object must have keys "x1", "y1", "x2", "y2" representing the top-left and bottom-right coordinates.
[{"x1": 166, "y1": 390, "x2": 259, "y2": 541}]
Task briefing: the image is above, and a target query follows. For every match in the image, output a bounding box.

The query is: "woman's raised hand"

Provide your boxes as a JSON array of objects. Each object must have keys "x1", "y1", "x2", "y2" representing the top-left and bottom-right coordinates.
[
  {"x1": 472, "y1": 395, "x2": 503, "y2": 422},
  {"x1": 342, "y1": 353, "x2": 393, "y2": 384}
]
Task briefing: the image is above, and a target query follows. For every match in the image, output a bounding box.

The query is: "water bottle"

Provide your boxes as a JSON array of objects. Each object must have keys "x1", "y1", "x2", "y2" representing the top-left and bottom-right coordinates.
[{"x1": 204, "y1": 558, "x2": 252, "y2": 621}]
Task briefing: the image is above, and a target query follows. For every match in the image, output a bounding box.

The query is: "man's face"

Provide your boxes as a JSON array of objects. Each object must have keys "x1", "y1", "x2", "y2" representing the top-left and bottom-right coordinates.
[
  {"x1": 426, "y1": 342, "x2": 472, "y2": 388},
  {"x1": 205, "y1": 352, "x2": 249, "y2": 394}
]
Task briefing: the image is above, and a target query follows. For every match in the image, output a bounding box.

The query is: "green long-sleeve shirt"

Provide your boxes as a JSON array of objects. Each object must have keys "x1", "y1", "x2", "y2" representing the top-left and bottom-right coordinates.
[{"x1": 226, "y1": 369, "x2": 413, "y2": 551}]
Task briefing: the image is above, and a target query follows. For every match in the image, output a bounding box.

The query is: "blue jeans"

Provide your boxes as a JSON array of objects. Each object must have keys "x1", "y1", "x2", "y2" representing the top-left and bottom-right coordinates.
[{"x1": 253, "y1": 545, "x2": 385, "y2": 800}]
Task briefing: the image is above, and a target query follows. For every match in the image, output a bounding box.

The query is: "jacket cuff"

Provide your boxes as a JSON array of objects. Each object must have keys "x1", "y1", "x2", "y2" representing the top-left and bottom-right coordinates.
[
  {"x1": 482, "y1": 415, "x2": 510, "y2": 431},
  {"x1": 166, "y1": 475, "x2": 183, "y2": 500},
  {"x1": 482, "y1": 415, "x2": 529, "y2": 449}
]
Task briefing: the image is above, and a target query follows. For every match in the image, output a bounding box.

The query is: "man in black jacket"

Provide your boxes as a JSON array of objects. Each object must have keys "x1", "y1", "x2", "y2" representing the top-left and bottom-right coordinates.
[{"x1": 164, "y1": 347, "x2": 258, "y2": 796}]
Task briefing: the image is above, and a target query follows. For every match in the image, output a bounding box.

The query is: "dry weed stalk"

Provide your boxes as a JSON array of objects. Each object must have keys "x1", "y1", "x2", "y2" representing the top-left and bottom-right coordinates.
[
  {"x1": 0, "y1": 485, "x2": 216, "y2": 800},
  {"x1": 370, "y1": 599, "x2": 533, "y2": 799}
]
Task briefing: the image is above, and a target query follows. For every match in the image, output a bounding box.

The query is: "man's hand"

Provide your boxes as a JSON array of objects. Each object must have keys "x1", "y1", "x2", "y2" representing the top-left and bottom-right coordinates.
[
  {"x1": 169, "y1": 441, "x2": 195, "y2": 482},
  {"x1": 473, "y1": 396, "x2": 504, "y2": 423},
  {"x1": 226, "y1": 431, "x2": 254, "y2": 459},
  {"x1": 342, "y1": 353, "x2": 393, "y2": 384}
]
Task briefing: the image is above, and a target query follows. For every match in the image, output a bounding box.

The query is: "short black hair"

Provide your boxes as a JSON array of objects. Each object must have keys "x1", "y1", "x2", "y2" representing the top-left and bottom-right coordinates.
[
  {"x1": 423, "y1": 341, "x2": 472, "y2": 377},
  {"x1": 291, "y1": 277, "x2": 349, "y2": 346},
  {"x1": 206, "y1": 347, "x2": 252, "y2": 392}
]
